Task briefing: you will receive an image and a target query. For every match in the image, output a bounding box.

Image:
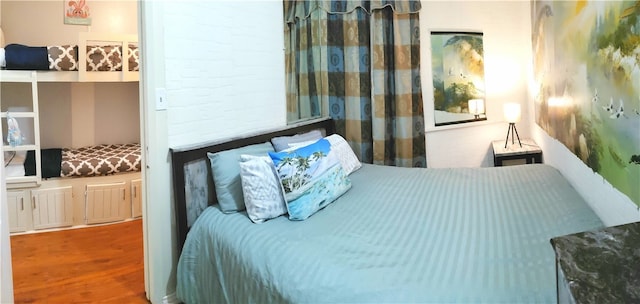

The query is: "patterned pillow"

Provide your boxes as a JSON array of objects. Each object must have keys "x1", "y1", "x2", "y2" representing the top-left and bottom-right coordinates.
[
  {"x1": 127, "y1": 44, "x2": 139, "y2": 71},
  {"x1": 207, "y1": 142, "x2": 274, "y2": 213},
  {"x1": 269, "y1": 138, "x2": 351, "y2": 220},
  {"x1": 324, "y1": 134, "x2": 362, "y2": 175},
  {"x1": 47, "y1": 45, "x2": 78, "y2": 71},
  {"x1": 239, "y1": 155, "x2": 287, "y2": 223},
  {"x1": 86, "y1": 45, "x2": 123, "y2": 71}
]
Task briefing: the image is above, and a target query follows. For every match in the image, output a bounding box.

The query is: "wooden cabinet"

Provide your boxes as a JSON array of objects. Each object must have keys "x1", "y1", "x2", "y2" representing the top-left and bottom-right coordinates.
[
  {"x1": 31, "y1": 186, "x2": 73, "y2": 230},
  {"x1": 131, "y1": 179, "x2": 142, "y2": 218},
  {"x1": 6, "y1": 190, "x2": 30, "y2": 233},
  {"x1": 85, "y1": 182, "x2": 128, "y2": 224},
  {"x1": 7, "y1": 172, "x2": 142, "y2": 234}
]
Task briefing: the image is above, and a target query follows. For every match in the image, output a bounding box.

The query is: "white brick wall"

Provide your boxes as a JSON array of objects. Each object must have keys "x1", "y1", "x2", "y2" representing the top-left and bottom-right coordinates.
[{"x1": 164, "y1": 1, "x2": 286, "y2": 147}]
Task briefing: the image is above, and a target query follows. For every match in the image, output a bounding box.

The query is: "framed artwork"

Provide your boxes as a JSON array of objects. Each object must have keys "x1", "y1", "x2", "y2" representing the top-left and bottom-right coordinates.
[
  {"x1": 430, "y1": 31, "x2": 486, "y2": 126},
  {"x1": 64, "y1": 0, "x2": 91, "y2": 25}
]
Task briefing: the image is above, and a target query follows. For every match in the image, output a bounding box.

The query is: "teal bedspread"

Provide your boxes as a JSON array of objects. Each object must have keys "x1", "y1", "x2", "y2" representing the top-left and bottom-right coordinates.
[{"x1": 176, "y1": 164, "x2": 603, "y2": 303}]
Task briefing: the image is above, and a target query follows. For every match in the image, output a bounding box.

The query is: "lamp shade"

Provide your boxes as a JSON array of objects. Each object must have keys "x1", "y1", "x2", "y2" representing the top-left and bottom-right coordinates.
[
  {"x1": 468, "y1": 99, "x2": 485, "y2": 115},
  {"x1": 503, "y1": 103, "x2": 521, "y2": 123}
]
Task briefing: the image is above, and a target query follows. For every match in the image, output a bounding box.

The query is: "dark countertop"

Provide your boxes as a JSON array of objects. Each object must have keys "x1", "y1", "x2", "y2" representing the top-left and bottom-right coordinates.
[{"x1": 550, "y1": 221, "x2": 640, "y2": 304}]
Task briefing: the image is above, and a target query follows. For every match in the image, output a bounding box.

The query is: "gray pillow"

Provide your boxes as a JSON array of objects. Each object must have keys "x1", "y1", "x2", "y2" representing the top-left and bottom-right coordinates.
[
  {"x1": 207, "y1": 142, "x2": 274, "y2": 213},
  {"x1": 270, "y1": 129, "x2": 323, "y2": 152}
]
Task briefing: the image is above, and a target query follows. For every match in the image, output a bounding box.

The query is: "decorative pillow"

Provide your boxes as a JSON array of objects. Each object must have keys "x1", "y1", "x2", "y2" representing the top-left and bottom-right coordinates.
[
  {"x1": 271, "y1": 129, "x2": 323, "y2": 152},
  {"x1": 324, "y1": 134, "x2": 362, "y2": 175},
  {"x1": 239, "y1": 155, "x2": 287, "y2": 223},
  {"x1": 86, "y1": 45, "x2": 123, "y2": 71},
  {"x1": 47, "y1": 45, "x2": 78, "y2": 71},
  {"x1": 207, "y1": 142, "x2": 274, "y2": 213},
  {"x1": 127, "y1": 44, "x2": 139, "y2": 71},
  {"x1": 269, "y1": 138, "x2": 351, "y2": 220}
]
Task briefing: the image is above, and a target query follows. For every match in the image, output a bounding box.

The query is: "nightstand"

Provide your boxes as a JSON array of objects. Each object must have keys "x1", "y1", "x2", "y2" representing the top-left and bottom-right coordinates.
[
  {"x1": 492, "y1": 139, "x2": 542, "y2": 166},
  {"x1": 550, "y1": 222, "x2": 640, "y2": 304}
]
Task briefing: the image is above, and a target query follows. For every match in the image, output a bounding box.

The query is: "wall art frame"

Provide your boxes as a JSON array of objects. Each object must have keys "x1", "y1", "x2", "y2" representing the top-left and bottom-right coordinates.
[{"x1": 430, "y1": 31, "x2": 486, "y2": 126}]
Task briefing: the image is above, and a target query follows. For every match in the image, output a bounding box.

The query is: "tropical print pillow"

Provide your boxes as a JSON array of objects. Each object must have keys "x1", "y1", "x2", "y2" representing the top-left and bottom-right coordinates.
[{"x1": 269, "y1": 138, "x2": 351, "y2": 220}]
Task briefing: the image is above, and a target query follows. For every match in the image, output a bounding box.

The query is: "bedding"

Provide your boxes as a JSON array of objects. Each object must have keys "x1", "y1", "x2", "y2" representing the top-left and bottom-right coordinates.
[
  {"x1": 238, "y1": 154, "x2": 287, "y2": 224},
  {"x1": 207, "y1": 142, "x2": 275, "y2": 213},
  {"x1": 60, "y1": 143, "x2": 141, "y2": 177},
  {"x1": 176, "y1": 163, "x2": 603, "y2": 303},
  {"x1": 18, "y1": 143, "x2": 141, "y2": 178},
  {"x1": 1, "y1": 43, "x2": 139, "y2": 71}
]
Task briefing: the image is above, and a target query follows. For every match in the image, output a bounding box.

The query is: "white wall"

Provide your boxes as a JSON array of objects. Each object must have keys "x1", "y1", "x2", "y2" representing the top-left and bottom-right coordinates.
[
  {"x1": 1, "y1": 0, "x2": 137, "y2": 45},
  {"x1": 421, "y1": 1, "x2": 532, "y2": 168},
  {"x1": 0, "y1": 4, "x2": 13, "y2": 303},
  {"x1": 0, "y1": 135, "x2": 14, "y2": 304},
  {"x1": 164, "y1": 2, "x2": 286, "y2": 146},
  {"x1": 140, "y1": 1, "x2": 286, "y2": 302}
]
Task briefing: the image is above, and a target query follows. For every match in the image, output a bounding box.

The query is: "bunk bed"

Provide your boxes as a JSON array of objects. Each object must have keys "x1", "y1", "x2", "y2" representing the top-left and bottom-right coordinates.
[
  {"x1": 1, "y1": 32, "x2": 139, "y2": 82},
  {"x1": 1, "y1": 32, "x2": 142, "y2": 233}
]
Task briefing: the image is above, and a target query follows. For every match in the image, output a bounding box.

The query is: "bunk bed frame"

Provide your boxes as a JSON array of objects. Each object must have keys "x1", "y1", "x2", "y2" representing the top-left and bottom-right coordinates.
[{"x1": 1, "y1": 32, "x2": 141, "y2": 234}]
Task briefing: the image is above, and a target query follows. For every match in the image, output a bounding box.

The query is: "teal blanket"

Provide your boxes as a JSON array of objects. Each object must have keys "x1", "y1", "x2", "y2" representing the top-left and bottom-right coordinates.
[{"x1": 177, "y1": 164, "x2": 603, "y2": 303}]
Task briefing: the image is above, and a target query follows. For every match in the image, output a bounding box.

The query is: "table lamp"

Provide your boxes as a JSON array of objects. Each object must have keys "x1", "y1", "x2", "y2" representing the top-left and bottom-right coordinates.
[
  {"x1": 503, "y1": 102, "x2": 522, "y2": 148},
  {"x1": 468, "y1": 99, "x2": 485, "y2": 119}
]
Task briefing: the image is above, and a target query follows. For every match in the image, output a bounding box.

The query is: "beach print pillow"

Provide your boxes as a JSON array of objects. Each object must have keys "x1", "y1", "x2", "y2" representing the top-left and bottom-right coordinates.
[{"x1": 268, "y1": 138, "x2": 352, "y2": 220}]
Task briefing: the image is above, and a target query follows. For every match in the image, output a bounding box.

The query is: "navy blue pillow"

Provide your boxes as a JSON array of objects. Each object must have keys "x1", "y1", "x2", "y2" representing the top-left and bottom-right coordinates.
[{"x1": 5, "y1": 44, "x2": 50, "y2": 70}]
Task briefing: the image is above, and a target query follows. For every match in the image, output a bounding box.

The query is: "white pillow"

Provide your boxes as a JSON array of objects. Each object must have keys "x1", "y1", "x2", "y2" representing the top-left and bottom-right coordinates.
[
  {"x1": 271, "y1": 129, "x2": 324, "y2": 152},
  {"x1": 239, "y1": 154, "x2": 287, "y2": 223},
  {"x1": 325, "y1": 134, "x2": 362, "y2": 175}
]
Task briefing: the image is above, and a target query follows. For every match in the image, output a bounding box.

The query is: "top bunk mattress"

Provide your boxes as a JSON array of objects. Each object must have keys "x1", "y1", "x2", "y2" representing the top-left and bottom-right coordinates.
[
  {"x1": 1, "y1": 43, "x2": 139, "y2": 72},
  {"x1": 176, "y1": 163, "x2": 604, "y2": 303}
]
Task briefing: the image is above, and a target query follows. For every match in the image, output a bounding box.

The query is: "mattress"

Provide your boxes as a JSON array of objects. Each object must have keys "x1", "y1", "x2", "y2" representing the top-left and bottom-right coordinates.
[
  {"x1": 61, "y1": 143, "x2": 141, "y2": 177},
  {"x1": 176, "y1": 164, "x2": 603, "y2": 303},
  {"x1": 1, "y1": 44, "x2": 139, "y2": 71}
]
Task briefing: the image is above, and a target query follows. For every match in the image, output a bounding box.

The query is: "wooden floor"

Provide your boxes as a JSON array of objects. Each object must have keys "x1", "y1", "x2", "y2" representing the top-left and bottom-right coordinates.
[{"x1": 10, "y1": 219, "x2": 148, "y2": 304}]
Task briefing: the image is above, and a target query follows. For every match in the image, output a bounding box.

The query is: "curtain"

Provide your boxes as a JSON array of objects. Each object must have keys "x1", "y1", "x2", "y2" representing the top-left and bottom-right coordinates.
[{"x1": 284, "y1": 0, "x2": 426, "y2": 167}]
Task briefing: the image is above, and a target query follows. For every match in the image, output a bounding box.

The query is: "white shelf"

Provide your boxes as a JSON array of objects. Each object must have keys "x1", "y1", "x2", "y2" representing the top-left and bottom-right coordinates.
[
  {"x1": 6, "y1": 176, "x2": 40, "y2": 189},
  {"x1": 0, "y1": 69, "x2": 138, "y2": 83},
  {"x1": 0, "y1": 112, "x2": 36, "y2": 118},
  {"x1": 0, "y1": 70, "x2": 37, "y2": 82}
]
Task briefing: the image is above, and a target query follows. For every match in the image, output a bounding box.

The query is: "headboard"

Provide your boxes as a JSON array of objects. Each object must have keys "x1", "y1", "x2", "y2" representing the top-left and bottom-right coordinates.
[{"x1": 170, "y1": 117, "x2": 335, "y2": 252}]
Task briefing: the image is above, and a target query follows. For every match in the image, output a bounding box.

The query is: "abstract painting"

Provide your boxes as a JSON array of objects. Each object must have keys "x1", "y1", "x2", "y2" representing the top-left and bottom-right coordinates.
[
  {"x1": 430, "y1": 31, "x2": 486, "y2": 126},
  {"x1": 532, "y1": 0, "x2": 640, "y2": 206}
]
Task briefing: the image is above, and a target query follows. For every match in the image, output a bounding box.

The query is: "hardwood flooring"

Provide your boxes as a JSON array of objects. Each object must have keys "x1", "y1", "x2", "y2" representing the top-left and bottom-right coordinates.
[{"x1": 10, "y1": 219, "x2": 148, "y2": 304}]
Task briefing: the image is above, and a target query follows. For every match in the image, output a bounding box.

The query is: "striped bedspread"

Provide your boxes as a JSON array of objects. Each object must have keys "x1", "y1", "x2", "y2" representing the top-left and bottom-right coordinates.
[{"x1": 176, "y1": 164, "x2": 603, "y2": 303}]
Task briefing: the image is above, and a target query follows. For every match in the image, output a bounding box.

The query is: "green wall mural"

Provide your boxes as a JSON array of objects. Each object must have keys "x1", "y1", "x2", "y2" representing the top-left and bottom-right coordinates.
[{"x1": 532, "y1": 0, "x2": 640, "y2": 206}]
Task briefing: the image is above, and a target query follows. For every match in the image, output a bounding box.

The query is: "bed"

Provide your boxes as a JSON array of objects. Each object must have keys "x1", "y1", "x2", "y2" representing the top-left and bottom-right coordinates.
[
  {"x1": 0, "y1": 32, "x2": 138, "y2": 82},
  {"x1": 170, "y1": 118, "x2": 604, "y2": 303},
  {"x1": 4, "y1": 143, "x2": 142, "y2": 179}
]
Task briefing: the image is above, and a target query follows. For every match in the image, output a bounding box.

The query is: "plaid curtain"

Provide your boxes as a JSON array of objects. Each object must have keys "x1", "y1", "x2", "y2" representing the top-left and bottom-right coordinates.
[{"x1": 285, "y1": 0, "x2": 426, "y2": 167}]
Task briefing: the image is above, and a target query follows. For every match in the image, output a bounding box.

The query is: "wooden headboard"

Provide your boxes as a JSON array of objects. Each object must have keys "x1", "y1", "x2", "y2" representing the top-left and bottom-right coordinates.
[{"x1": 170, "y1": 117, "x2": 335, "y2": 252}]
